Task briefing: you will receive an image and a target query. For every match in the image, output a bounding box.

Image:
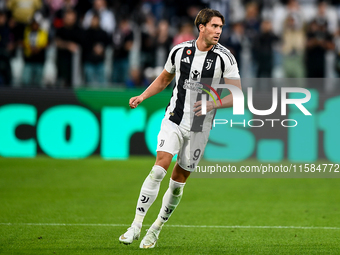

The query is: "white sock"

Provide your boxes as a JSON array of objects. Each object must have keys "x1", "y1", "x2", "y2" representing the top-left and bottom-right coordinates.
[
  {"x1": 152, "y1": 178, "x2": 185, "y2": 230},
  {"x1": 132, "y1": 165, "x2": 167, "y2": 228}
]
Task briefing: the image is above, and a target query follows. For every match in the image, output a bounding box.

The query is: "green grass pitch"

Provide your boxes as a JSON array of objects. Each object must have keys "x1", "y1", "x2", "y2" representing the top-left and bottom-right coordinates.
[{"x1": 0, "y1": 156, "x2": 339, "y2": 254}]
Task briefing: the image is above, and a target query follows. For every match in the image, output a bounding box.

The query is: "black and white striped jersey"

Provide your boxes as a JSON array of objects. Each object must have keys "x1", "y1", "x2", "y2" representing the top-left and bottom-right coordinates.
[{"x1": 164, "y1": 40, "x2": 240, "y2": 132}]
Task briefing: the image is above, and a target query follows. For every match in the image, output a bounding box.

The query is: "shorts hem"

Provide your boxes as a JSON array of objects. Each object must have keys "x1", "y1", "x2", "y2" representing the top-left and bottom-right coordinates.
[
  {"x1": 156, "y1": 148, "x2": 176, "y2": 156},
  {"x1": 177, "y1": 161, "x2": 195, "y2": 172}
]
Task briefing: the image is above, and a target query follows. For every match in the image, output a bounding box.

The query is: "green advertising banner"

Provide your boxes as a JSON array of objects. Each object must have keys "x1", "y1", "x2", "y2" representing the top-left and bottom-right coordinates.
[{"x1": 0, "y1": 86, "x2": 339, "y2": 162}]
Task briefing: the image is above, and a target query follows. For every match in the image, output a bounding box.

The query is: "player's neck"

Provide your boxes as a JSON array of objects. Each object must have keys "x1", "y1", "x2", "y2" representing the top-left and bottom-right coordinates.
[{"x1": 196, "y1": 36, "x2": 214, "y2": 52}]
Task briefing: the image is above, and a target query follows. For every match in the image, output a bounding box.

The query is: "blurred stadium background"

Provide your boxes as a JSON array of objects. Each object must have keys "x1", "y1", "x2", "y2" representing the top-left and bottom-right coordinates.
[{"x1": 1, "y1": 0, "x2": 340, "y2": 88}]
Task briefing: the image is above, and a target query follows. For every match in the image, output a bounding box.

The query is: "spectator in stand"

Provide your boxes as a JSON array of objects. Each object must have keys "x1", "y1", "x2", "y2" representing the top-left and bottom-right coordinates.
[
  {"x1": 55, "y1": 9, "x2": 83, "y2": 87},
  {"x1": 223, "y1": 22, "x2": 245, "y2": 71},
  {"x1": 44, "y1": 0, "x2": 77, "y2": 15},
  {"x1": 334, "y1": 27, "x2": 340, "y2": 76},
  {"x1": 155, "y1": 19, "x2": 173, "y2": 67},
  {"x1": 243, "y1": 2, "x2": 261, "y2": 77},
  {"x1": 186, "y1": 5, "x2": 203, "y2": 24},
  {"x1": 112, "y1": 17, "x2": 134, "y2": 85},
  {"x1": 140, "y1": 14, "x2": 157, "y2": 81},
  {"x1": 51, "y1": 0, "x2": 78, "y2": 29},
  {"x1": 82, "y1": 13, "x2": 109, "y2": 86},
  {"x1": 83, "y1": 0, "x2": 115, "y2": 36},
  {"x1": 266, "y1": 0, "x2": 300, "y2": 37},
  {"x1": 332, "y1": 0, "x2": 340, "y2": 21},
  {"x1": 253, "y1": 20, "x2": 280, "y2": 77},
  {"x1": 202, "y1": 0, "x2": 231, "y2": 24},
  {"x1": 284, "y1": 0, "x2": 305, "y2": 30},
  {"x1": 282, "y1": 13, "x2": 306, "y2": 78},
  {"x1": 141, "y1": 0, "x2": 165, "y2": 22},
  {"x1": 0, "y1": 11, "x2": 14, "y2": 86},
  {"x1": 173, "y1": 19, "x2": 195, "y2": 45},
  {"x1": 305, "y1": 19, "x2": 334, "y2": 78},
  {"x1": 73, "y1": 0, "x2": 92, "y2": 21},
  {"x1": 314, "y1": 0, "x2": 338, "y2": 34},
  {"x1": 243, "y1": 2, "x2": 261, "y2": 42},
  {"x1": 21, "y1": 13, "x2": 48, "y2": 87},
  {"x1": 0, "y1": 0, "x2": 6, "y2": 9},
  {"x1": 7, "y1": 0, "x2": 42, "y2": 43}
]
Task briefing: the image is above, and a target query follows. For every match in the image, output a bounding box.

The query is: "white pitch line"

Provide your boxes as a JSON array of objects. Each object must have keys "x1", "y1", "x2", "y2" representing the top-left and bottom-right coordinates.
[{"x1": 1, "y1": 223, "x2": 340, "y2": 230}]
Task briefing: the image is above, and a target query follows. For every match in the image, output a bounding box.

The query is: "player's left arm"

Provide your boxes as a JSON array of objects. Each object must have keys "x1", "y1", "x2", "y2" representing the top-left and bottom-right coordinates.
[
  {"x1": 194, "y1": 78, "x2": 242, "y2": 116},
  {"x1": 214, "y1": 78, "x2": 242, "y2": 109},
  {"x1": 129, "y1": 69, "x2": 175, "y2": 109}
]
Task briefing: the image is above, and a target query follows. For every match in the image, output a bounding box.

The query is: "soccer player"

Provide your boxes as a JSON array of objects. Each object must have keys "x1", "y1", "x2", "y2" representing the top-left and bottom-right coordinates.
[{"x1": 119, "y1": 8, "x2": 241, "y2": 248}]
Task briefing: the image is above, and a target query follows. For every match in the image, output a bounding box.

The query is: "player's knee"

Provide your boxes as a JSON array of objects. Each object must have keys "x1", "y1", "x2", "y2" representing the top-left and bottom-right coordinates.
[
  {"x1": 150, "y1": 165, "x2": 167, "y2": 182},
  {"x1": 155, "y1": 152, "x2": 173, "y2": 170}
]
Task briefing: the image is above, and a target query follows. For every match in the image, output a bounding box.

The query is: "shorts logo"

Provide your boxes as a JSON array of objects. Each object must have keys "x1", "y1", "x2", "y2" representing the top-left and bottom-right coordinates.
[
  {"x1": 186, "y1": 49, "x2": 192, "y2": 55},
  {"x1": 191, "y1": 70, "x2": 200, "y2": 81},
  {"x1": 205, "y1": 59, "x2": 213, "y2": 70},
  {"x1": 159, "y1": 139, "x2": 165, "y2": 147},
  {"x1": 187, "y1": 163, "x2": 195, "y2": 169},
  {"x1": 169, "y1": 112, "x2": 174, "y2": 116},
  {"x1": 141, "y1": 195, "x2": 149, "y2": 203}
]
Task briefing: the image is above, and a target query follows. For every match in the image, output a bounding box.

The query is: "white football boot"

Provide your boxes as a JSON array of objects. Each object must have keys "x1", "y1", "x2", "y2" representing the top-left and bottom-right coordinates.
[
  {"x1": 139, "y1": 227, "x2": 161, "y2": 249},
  {"x1": 119, "y1": 226, "x2": 141, "y2": 245}
]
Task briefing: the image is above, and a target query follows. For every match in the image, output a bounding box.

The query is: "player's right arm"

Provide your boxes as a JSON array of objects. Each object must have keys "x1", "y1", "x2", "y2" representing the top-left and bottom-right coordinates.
[{"x1": 129, "y1": 69, "x2": 175, "y2": 109}]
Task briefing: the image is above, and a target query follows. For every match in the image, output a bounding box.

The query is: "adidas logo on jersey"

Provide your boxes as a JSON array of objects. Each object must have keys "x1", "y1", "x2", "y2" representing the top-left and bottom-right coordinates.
[{"x1": 181, "y1": 57, "x2": 190, "y2": 64}]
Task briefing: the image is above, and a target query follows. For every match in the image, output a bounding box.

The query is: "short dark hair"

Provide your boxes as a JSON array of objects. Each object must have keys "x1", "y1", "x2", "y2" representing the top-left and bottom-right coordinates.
[{"x1": 194, "y1": 8, "x2": 225, "y2": 31}]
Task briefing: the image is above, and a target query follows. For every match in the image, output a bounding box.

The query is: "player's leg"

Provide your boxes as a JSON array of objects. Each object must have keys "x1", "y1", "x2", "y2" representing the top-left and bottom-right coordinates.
[
  {"x1": 119, "y1": 152, "x2": 171, "y2": 244},
  {"x1": 152, "y1": 163, "x2": 190, "y2": 230},
  {"x1": 132, "y1": 119, "x2": 182, "y2": 227},
  {"x1": 139, "y1": 163, "x2": 190, "y2": 248},
  {"x1": 132, "y1": 151, "x2": 172, "y2": 228},
  {"x1": 119, "y1": 119, "x2": 181, "y2": 245},
  {"x1": 140, "y1": 129, "x2": 209, "y2": 248}
]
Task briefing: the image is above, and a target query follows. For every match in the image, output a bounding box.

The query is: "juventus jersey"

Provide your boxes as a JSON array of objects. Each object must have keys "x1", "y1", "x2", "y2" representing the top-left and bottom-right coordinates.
[{"x1": 164, "y1": 40, "x2": 240, "y2": 132}]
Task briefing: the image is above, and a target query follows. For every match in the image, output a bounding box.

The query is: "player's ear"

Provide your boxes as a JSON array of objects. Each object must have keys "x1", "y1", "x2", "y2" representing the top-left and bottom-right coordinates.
[{"x1": 199, "y1": 24, "x2": 205, "y2": 32}]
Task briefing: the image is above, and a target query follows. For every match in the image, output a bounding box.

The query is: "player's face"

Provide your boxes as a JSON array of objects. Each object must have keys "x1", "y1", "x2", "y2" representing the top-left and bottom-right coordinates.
[{"x1": 201, "y1": 17, "x2": 223, "y2": 45}]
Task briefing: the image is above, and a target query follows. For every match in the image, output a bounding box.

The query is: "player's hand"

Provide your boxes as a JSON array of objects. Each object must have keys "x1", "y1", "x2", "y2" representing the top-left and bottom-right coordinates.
[
  {"x1": 129, "y1": 95, "x2": 144, "y2": 109},
  {"x1": 193, "y1": 101, "x2": 215, "y2": 116}
]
